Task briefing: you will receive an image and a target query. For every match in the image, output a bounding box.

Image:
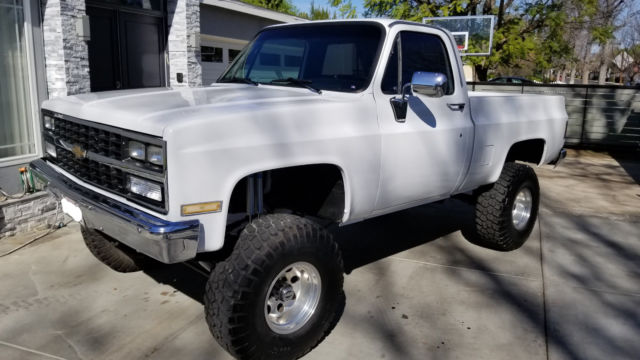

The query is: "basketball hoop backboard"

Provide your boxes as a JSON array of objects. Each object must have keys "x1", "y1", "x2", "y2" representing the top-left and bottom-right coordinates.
[{"x1": 423, "y1": 15, "x2": 495, "y2": 56}]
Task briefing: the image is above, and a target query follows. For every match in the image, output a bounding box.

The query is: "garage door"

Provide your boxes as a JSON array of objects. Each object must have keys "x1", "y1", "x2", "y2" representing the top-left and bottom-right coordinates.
[{"x1": 201, "y1": 35, "x2": 248, "y2": 85}]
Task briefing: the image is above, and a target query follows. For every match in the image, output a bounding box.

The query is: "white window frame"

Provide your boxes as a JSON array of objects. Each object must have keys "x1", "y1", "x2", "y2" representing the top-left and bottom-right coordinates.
[{"x1": 0, "y1": 0, "x2": 43, "y2": 166}]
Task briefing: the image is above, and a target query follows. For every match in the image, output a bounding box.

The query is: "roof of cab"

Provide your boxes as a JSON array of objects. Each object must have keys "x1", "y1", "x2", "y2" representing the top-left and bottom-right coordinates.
[
  {"x1": 265, "y1": 18, "x2": 402, "y2": 29},
  {"x1": 262, "y1": 18, "x2": 445, "y2": 34}
]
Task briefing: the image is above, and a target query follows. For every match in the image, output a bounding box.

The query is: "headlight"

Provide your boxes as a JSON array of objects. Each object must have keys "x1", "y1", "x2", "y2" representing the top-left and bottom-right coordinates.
[
  {"x1": 45, "y1": 142, "x2": 57, "y2": 158},
  {"x1": 43, "y1": 115, "x2": 55, "y2": 130},
  {"x1": 146, "y1": 145, "x2": 163, "y2": 165},
  {"x1": 128, "y1": 141, "x2": 146, "y2": 160},
  {"x1": 127, "y1": 175, "x2": 162, "y2": 202}
]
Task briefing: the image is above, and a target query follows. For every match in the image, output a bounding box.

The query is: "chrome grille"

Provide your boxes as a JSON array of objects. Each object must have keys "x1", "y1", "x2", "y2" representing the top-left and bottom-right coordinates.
[
  {"x1": 51, "y1": 117, "x2": 125, "y2": 159},
  {"x1": 55, "y1": 149, "x2": 126, "y2": 193},
  {"x1": 42, "y1": 111, "x2": 167, "y2": 213}
]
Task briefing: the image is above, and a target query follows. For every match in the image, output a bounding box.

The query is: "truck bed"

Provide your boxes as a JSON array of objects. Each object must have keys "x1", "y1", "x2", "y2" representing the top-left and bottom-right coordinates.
[{"x1": 459, "y1": 91, "x2": 567, "y2": 190}]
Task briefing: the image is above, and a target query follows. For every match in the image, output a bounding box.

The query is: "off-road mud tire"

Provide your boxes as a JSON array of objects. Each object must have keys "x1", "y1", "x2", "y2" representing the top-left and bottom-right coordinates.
[
  {"x1": 205, "y1": 214, "x2": 344, "y2": 360},
  {"x1": 473, "y1": 162, "x2": 540, "y2": 251}
]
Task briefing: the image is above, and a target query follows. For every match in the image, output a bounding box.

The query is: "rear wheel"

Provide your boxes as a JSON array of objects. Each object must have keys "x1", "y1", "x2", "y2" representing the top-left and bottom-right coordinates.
[
  {"x1": 204, "y1": 214, "x2": 344, "y2": 360},
  {"x1": 472, "y1": 162, "x2": 540, "y2": 251},
  {"x1": 81, "y1": 226, "x2": 150, "y2": 272}
]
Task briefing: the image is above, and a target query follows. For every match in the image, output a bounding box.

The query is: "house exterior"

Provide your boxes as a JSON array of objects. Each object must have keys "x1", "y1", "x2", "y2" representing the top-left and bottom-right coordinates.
[{"x1": 0, "y1": 0, "x2": 305, "y2": 237}]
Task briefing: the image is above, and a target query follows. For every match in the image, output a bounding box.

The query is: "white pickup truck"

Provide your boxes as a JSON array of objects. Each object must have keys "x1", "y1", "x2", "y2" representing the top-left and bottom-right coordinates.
[{"x1": 31, "y1": 19, "x2": 567, "y2": 360}]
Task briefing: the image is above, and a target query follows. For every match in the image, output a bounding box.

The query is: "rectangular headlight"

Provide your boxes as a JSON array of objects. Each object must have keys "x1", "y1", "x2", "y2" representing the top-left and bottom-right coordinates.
[
  {"x1": 43, "y1": 115, "x2": 55, "y2": 130},
  {"x1": 146, "y1": 145, "x2": 163, "y2": 165},
  {"x1": 127, "y1": 175, "x2": 162, "y2": 202},
  {"x1": 45, "y1": 142, "x2": 57, "y2": 158},
  {"x1": 128, "y1": 141, "x2": 146, "y2": 160}
]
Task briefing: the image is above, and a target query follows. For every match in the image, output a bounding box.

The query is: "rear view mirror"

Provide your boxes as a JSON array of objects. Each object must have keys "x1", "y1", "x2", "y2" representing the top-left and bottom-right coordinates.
[{"x1": 411, "y1": 72, "x2": 446, "y2": 98}]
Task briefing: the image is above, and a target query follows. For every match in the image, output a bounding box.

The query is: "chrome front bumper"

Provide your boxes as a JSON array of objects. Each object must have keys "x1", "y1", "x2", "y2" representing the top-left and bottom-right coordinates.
[{"x1": 30, "y1": 159, "x2": 200, "y2": 264}]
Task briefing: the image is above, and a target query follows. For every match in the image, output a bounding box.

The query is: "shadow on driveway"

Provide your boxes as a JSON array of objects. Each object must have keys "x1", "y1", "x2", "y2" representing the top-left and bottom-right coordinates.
[
  {"x1": 142, "y1": 199, "x2": 475, "y2": 305},
  {"x1": 141, "y1": 194, "x2": 640, "y2": 360}
]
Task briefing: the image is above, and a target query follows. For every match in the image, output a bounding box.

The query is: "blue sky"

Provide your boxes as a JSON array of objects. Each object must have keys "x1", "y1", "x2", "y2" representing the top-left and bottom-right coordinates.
[{"x1": 290, "y1": 0, "x2": 366, "y2": 16}]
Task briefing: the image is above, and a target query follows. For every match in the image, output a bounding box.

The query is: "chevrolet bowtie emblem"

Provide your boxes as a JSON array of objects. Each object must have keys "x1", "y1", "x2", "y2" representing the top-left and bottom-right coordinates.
[{"x1": 71, "y1": 144, "x2": 87, "y2": 159}]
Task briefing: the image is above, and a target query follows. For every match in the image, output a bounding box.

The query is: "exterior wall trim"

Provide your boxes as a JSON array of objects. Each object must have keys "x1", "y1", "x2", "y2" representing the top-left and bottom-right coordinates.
[
  {"x1": 200, "y1": 33, "x2": 249, "y2": 46},
  {"x1": 200, "y1": 0, "x2": 307, "y2": 23}
]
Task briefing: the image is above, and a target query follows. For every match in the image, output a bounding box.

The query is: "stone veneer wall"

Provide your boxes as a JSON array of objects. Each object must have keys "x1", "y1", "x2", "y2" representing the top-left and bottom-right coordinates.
[
  {"x1": 167, "y1": 0, "x2": 202, "y2": 87},
  {"x1": 0, "y1": 0, "x2": 202, "y2": 239},
  {"x1": 0, "y1": 192, "x2": 65, "y2": 238},
  {"x1": 41, "y1": 0, "x2": 91, "y2": 99},
  {"x1": 42, "y1": 0, "x2": 202, "y2": 92}
]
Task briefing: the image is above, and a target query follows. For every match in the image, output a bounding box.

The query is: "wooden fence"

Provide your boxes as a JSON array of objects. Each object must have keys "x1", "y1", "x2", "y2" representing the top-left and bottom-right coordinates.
[{"x1": 469, "y1": 83, "x2": 640, "y2": 149}]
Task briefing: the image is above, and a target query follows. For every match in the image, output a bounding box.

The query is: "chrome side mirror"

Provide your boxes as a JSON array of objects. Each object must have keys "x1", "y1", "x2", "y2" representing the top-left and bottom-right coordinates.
[
  {"x1": 390, "y1": 71, "x2": 448, "y2": 122},
  {"x1": 411, "y1": 71, "x2": 447, "y2": 98}
]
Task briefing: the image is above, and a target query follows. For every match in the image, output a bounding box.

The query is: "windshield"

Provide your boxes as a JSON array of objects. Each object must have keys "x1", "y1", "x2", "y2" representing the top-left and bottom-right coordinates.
[{"x1": 218, "y1": 23, "x2": 384, "y2": 93}]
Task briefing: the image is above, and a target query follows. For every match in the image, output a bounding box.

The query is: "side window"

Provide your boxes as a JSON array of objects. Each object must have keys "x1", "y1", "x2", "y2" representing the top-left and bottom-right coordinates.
[
  {"x1": 381, "y1": 38, "x2": 399, "y2": 94},
  {"x1": 381, "y1": 31, "x2": 455, "y2": 95}
]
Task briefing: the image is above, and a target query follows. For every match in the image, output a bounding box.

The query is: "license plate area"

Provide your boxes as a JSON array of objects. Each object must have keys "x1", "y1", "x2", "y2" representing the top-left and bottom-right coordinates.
[{"x1": 61, "y1": 197, "x2": 83, "y2": 222}]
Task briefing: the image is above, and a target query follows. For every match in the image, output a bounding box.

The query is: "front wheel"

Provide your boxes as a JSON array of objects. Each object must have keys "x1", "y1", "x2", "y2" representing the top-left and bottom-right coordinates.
[
  {"x1": 204, "y1": 214, "x2": 344, "y2": 360},
  {"x1": 472, "y1": 162, "x2": 540, "y2": 251}
]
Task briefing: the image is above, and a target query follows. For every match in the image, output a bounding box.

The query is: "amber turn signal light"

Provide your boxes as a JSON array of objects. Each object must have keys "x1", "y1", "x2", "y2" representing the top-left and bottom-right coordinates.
[{"x1": 181, "y1": 201, "x2": 222, "y2": 216}]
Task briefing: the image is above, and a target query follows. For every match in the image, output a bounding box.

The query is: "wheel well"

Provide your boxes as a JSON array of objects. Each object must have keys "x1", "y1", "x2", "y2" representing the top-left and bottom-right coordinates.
[
  {"x1": 505, "y1": 139, "x2": 545, "y2": 164},
  {"x1": 227, "y1": 164, "x2": 346, "y2": 223}
]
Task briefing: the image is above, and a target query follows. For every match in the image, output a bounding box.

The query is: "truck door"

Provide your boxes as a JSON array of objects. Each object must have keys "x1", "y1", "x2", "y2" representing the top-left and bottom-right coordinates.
[{"x1": 373, "y1": 28, "x2": 473, "y2": 211}]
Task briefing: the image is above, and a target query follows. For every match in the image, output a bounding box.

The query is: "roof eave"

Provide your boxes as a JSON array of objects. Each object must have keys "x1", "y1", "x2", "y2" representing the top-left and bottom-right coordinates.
[{"x1": 200, "y1": 0, "x2": 309, "y2": 23}]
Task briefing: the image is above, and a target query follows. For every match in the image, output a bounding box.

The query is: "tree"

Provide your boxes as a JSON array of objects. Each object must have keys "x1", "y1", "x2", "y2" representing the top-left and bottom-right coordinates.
[
  {"x1": 242, "y1": 0, "x2": 347, "y2": 20},
  {"x1": 612, "y1": 2, "x2": 640, "y2": 84},
  {"x1": 560, "y1": 0, "x2": 635, "y2": 84},
  {"x1": 241, "y1": 0, "x2": 299, "y2": 16},
  {"x1": 362, "y1": 0, "x2": 572, "y2": 81},
  {"x1": 328, "y1": 0, "x2": 358, "y2": 18},
  {"x1": 593, "y1": 0, "x2": 626, "y2": 84},
  {"x1": 306, "y1": 1, "x2": 335, "y2": 19},
  {"x1": 559, "y1": 0, "x2": 598, "y2": 83}
]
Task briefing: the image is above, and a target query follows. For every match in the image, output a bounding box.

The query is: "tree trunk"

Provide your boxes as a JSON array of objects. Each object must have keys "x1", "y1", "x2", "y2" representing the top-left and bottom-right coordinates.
[
  {"x1": 598, "y1": 63, "x2": 608, "y2": 85},
  {"x1": 559, "y1": 69, "x2": 567, "y2": 83},
  {"x1": 582, "y1": 63, "x2": 590, "y2": 85},
  {"x1": 569, "y1": 65, "x2": 576, "y2": 84},
  {"x1": 475, "y1": 65, "x2": 489, "y2": 81}
]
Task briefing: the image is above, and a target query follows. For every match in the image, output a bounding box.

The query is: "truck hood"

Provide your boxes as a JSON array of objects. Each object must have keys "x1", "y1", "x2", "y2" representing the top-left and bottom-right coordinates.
[{"x1": 42, "y1": 85, "x2": 328, "y2": 137}]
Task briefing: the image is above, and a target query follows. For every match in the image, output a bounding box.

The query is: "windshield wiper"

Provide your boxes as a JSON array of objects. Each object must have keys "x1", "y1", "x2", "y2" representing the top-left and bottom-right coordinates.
[
  {"x1": 270, "y1": 78, "x2": 322, "y2": 94},
  {"x1": 219, "y1": 77, "x2": 258, "y2": 86}
]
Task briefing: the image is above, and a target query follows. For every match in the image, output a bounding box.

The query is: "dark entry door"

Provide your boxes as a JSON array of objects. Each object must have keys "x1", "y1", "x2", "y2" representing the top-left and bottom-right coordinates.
[
  {"x1": 118, "y1": 12, "x2": 165, "y2": 89},
  {"x1": 87, "y1": 4, "x2": 166, "y2": 91},
  {"x1": 87, "y1": 6, "x2": 120, "y2": 91}
]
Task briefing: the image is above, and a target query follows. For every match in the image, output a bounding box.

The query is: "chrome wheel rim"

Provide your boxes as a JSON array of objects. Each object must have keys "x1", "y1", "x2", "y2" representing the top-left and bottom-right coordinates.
[
  {"x1": 264, "y1": 262, "x2": 321, "y2": 334},
  {"x1": 512, "y1": 188, "x2": 533, "y2": 231}
]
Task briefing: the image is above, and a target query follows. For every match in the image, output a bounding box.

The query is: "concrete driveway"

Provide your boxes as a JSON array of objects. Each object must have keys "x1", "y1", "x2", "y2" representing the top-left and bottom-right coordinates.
[{"x1": 1, "y1": 150, "x2": 639, "y2": 360}]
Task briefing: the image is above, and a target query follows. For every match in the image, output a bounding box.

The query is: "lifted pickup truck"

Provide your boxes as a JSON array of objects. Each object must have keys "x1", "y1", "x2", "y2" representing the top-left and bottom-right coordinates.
[{"x1": 31, "y1": 19, "x2": 566, "y2": 360}]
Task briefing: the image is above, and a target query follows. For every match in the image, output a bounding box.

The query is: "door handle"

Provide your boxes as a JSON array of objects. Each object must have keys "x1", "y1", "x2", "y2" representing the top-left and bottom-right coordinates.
[{"x1": 447, "y1": 103, "x2": 465, "y2": 112}]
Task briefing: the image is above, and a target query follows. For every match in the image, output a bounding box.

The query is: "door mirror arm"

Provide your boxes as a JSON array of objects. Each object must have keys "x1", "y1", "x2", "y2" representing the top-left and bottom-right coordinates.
[
  {"x1": 390, "y1": 72, "x2": 447, "y2": 122},
  {"x1": 390, "y1": 83, "x2": 412, "y2": 122}
]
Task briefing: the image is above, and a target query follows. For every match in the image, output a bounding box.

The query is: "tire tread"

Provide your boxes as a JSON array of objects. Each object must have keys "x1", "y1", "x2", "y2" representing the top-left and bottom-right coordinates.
[
  {"x1": 205, "y1": 214, "x2": 343, "y2": 360},
  {"x1": 474, "y1": 162, "x2": 539, "y2": 251},
  {"x1": 81, "y1": 227, "x2": 147, "y2": 273}
]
